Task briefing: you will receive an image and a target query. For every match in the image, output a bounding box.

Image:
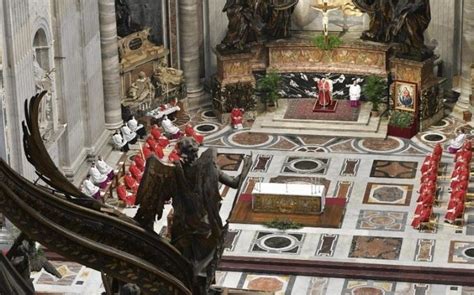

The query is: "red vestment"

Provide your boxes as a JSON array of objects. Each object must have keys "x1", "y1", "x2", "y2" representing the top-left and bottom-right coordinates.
[
  {"x1": 231, "y1": 108, "x2": 244, "y2": 128},
  {"x1": 317, "y1": 79, "x2": 332, "y2": 107},
  {"x1": 124, "y1": 174, "x2": 139, "y2": 193},
  {"x1": 445, "y1": 200, "x2": 464, "y2": 222},
  {"x1": 151, "y1": 126, "x2": 162, "y2": 140},
  {"x1": 411, "y1": 206, "x2": 432, "y2": 229},
  {"x1": 134, "y1": 155, "x2": 145, "y2": 171},
  {"x1": 142, "y1": 146, "x2": 153, "y2": 159},
  {"x1": 129, "y1": 164, "x2": 143, "y2": 183},
  {"x1": 117, "y1": 185, "x2": 136, "y2": 207},
  {"x1": 185, "y1": 124, "x2": 204, "y2": 144},
  {"x1": 158, "y1": 136, "x2": 170, "y2": 148}
]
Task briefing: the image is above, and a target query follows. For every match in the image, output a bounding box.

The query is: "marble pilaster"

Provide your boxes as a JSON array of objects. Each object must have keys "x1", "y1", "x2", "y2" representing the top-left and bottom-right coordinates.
[
  {"x1": 453, "y1": 0, "x2": 474, "y2": 118},
  {"x1": 178, "y1": 0, "x2": 204, "y2": 101},
  {"x1": 98, "y1": 0, "x2": 122, "y2": 130}
]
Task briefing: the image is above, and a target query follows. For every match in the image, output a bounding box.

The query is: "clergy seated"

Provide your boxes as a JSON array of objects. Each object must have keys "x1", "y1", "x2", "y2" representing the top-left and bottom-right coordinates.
[
  {"x1": 448, "y1": 132, "x2": 467, "y2": 154},
  {"x1": 89, "y1": 163, "x2": 109, "y2": 189},
  {"x1": 146, "y1": 136, "x2": 157, "y2": 149},
  {"x1": 112, "y1": 130, "x2": 129, "y2": 152},
  {"x1": 184, "y1": 124, "x2": 204, "y2": 145},
  {"x1": 161, "y1": 115, "x2": 182, "y2": 139},
  {"x1": 450, "y1": 188, "x2": 466, "y2": 203},
  {"x1": 420, "y1": 170, "x2": 437, "y2": 183},
  {"x1": 417, "y1": 180, "x2": 437, "y2": 195},
  {"x1": 127, "y1": 116, "x2": 146, "y2": 139},
  {"x1": 97, "y1": 156, "x2": 115, "y2": 181},
  {"x1": 129, "y1": 163, "x2": 143, "y2": 183},
  {"x1": 415, "y1": 193, "x2": 435, "y2": 214},
  {"x1": 445, "y1": 199, "x2": 465, "y2": 224},
  {"x1": 433, "y1": 143, "x2": 443, "y2": 157},
  {"x1": 158, "y1": 135, "x2": 170, "y2": 148},
  {"x1": 455, "y1": 149, "x2": 472, "y2": 163},
  {"x1": 452, "y1": 163, "x2": 469, "y2": 179},
  {"x1": 82, "y1": 176, "x2": 101, "y2": 200},
  {"x1": 124, "y1": 172, "x2": 139, "y2": 193},
  {"x1": 231, "y1": 108, "x2": 244, "y2": 129},
  {"x1": 116, "y1": 184, "x2": 136, "y2": 207},
  {"x1": 154, "y1": 144, "x2": 164, "y2": 159},
  {"x1": 421, "y1": 157, "x2": 438, "y2": 174},
  {"x1": 168, "y1": 148, "x2": 181, "y2": 163},
  {"x1": 142, "y1": 145, "x2": 154, "y2": 159},
  {"x1": 450, "y1": 174, "x2": 469, "y2": 191},
  {"x1": 134, "y1": 154, "x2": 145, "y2": 172},
  {"x1": 151, "y1": 124, "x2": 162, "y2": 140},
  {"x1": 411, "y1": 204, "x2": 432, "y2": 229},
  {"x1": 121, "y1": 125, "x2": 138, "y2": 145}
]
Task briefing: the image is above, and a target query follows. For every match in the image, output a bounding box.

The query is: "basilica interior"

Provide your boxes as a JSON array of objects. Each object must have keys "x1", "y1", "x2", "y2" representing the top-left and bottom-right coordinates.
[{"x1": 0, "y1": 0, "x2": 474, "y2": 294}]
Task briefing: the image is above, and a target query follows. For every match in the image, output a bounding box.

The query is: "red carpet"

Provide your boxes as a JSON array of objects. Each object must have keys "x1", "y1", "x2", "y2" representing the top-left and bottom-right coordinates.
[{"x1": 284, "y1": 99, "x2": 360, "y2": 121}]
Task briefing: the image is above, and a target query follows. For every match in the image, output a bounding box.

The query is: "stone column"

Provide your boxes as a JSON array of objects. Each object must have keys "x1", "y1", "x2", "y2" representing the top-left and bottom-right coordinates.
[
  {"x1": 178, "y1": 0, "x2": 204, "y2": 102},
  {"x1": 453, "y1": 0, "x2": 474, "y2": 118},
  {"x1": 98, "y1": 0, "x2": 122, "y2": 130}
]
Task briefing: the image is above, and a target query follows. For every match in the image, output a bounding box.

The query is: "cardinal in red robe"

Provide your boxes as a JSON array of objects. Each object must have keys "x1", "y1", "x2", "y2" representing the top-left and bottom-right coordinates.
[{"x1": 317, "y1": 78, "x2": 332, "y2": 107}]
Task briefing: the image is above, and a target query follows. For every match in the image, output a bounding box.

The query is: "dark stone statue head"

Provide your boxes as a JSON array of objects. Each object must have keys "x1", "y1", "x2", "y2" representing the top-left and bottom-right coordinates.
[{"x1": 177, "y1": 137, "x2": 199, "y2": 165}]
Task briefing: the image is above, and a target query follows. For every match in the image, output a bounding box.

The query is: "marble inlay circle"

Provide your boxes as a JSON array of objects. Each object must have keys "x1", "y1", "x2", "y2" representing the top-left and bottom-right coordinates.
[
  {"x1": 247, "y1": 277, "x2": 283, "y2": 292},
  {"x1": 370, "y1": 216, "x2": 396, "y2": 225},
  {"x1": 228, "y1": 131, "x2": 275, "y2": 147},
  {"x1": 431, "y1": 119, "x2": 449, "y2": 128},
  {"x1": 258, "y1": 234, "x2": 298, "y2": 252},
  {"x1": 359, "y1": 137, "x2": 404, "y2": 153},
  {"x1": 289, "y1": 159, "x2": 325, "y2": 173},
  {"x1": 195, "y1": 123, "x2": 219, "y2": 134},
  {"x1": 202, "y1": 110, "x2": 217, "y2": 119},
  {"x1": 421, "y1": 133, "x2": 446, "y2": 143},
  {"x1": 464, "y1": 248, "x2": 474, "y2": 258}
]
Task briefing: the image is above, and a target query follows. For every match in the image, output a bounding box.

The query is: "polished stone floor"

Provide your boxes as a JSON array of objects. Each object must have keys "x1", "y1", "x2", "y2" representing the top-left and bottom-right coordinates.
[{"x1": 31, "y1": 108, "x2": 474, "y2": 294}]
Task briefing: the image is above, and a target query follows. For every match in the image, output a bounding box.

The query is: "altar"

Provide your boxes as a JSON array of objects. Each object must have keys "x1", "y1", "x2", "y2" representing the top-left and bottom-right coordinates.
[{"x1": 252, "y1": 183, "x2": 325, "y2": 215}]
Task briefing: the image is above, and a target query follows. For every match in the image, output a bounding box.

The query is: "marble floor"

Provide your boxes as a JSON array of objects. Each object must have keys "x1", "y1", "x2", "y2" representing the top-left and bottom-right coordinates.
[{"x1": 24, "y1": 107, "x2": 474, "y2": 294}]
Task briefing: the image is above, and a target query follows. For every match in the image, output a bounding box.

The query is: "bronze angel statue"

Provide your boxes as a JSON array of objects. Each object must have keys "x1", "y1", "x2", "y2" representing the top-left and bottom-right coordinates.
[
  {"x1": 0, "y1": 91, "x2": 252, "y2": 294},
  {"x1": 134, "y1": 137, "x2": 252, "y2": 293}
]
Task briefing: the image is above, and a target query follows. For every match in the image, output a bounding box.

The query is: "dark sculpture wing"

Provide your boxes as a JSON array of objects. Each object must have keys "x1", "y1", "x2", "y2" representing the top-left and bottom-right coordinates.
[
  {"x1": 352, "y1": 0, "x2": 376, "y2": 13},
  {"x1": 134, "y1": 155, "x2": 176, "y2": 230},
  {"x1": 0, "y1": 158, "x2": 194, "y2": 294},
  {"x1": 0, "y1": 253, "x2": 34, "y2": 295},
  {"x1": 22, "y1": 91, "x2": 85, "y2": 199}
]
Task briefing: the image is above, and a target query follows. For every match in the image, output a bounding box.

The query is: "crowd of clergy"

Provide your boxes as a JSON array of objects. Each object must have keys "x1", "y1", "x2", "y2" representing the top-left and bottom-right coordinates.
[
  {"x1": 412, "y1": 139, "x2": 472, "y2": 230},
  {"x1": 81, "y1": 114, "x2": 204, "y2": 208}
]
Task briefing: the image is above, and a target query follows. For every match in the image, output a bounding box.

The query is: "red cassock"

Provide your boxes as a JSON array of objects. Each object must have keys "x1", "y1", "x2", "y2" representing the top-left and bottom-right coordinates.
[
  {"x1": 416, "y1": 191, "x2": 434, "y2": 207},
  {"x1": 317, "y1": 79, "x2": 332, "y2": 107},
  {"x1": 116, "y1": 185, "x2": 136, "y2": 207},
  {"x1": 146, "y1": 137, "x2": 157, "y2": 149},
  {"x1": 450, "y1": 174, "x2": 469, "y2": 190},
  {"x1": 450, "y1": 188, "x2": 466, "y2": 202},
  {"x1": 154, "y1": 145, "x2": 164, "y2": 159},
  {"x1": 134, "y1": 155, "x2": 145, "y2": 172},
  {"x1": 151, "y1": 126, "x2": 162, "y2": 140},
  {"x1": 455, "y1": 150, "x2": 472, "y2": 163},
  {"x1": 185, "y1": 125, "x2": 204, "y2": 145},
  {"x1": 462, "y1": 140, "x2": 472, "y2": 150},
  {"x1": 421, "y1": 171, "x2": 437, "y2": 183},
  {"x1": 168, "y1": 149, "x2": 181, "y2": 163},
  {"x1": 129, "y1": 164, "x2": 143, "y2": 183},
  {"x1": 418, "y1": 180, "x2": 436, "y2": 197},
  {"x1": 142, "y1": 146, "x2": 154, "y2": 159},
  {"x1": 124, "y1": 174, "x2": 139, "y2": 193},
  {"x1": 231, "y1": 108, "x2": 243, "y2": 127},
  {"x1": 411, "y1": 206, "x2": 432, "y2": 229},
  {"x1": 445, "y1": 200, "x2": 464, "y2": 223},
  {"x1": 158, "y1": 136, "x2": 170, "y2": 148},
  {"x1": 433, "y1": 143, "x2": 443, "y2": 156}
]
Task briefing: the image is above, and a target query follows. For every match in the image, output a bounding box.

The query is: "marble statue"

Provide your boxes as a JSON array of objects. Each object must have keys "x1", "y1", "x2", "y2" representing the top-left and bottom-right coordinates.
[
  {"x1": 127, "y1": 71, "x2": 155, "y2": 101},
  {"x1": 33, "y1": 53, "x2": 54, "y2": 131},
  {"x1": 352, "y1": 0, "x2": 432, "y2": 59},
  {"x1": 265, "y1": 0, "x2": 299, "y2": 39},
  {"x1": 218, "y1": 0, "x2": 262, "y2": 51}
]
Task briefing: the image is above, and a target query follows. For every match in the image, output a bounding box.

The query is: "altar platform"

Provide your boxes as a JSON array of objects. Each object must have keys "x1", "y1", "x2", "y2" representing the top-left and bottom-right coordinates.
[
  {"x1": 251, "y1": 99, "x2": 388, "y2": 138},
  {"x1": 229, "y1": 193, "x2": 345, "y2": 228}
]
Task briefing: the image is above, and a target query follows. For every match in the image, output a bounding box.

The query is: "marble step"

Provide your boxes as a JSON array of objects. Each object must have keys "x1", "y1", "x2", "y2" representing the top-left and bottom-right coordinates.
[
  {"x1": 257, "y1": 114, "x2": 382, "y2": 132},
  {"x1": 251, "y1": 117, "x2": 388, "y2": 139}
]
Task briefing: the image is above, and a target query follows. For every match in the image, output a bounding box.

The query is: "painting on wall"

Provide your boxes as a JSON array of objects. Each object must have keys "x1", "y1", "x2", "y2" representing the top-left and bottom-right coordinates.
[{"x1": 394, "y1": 81, "x2": 417, "y2": 112}]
